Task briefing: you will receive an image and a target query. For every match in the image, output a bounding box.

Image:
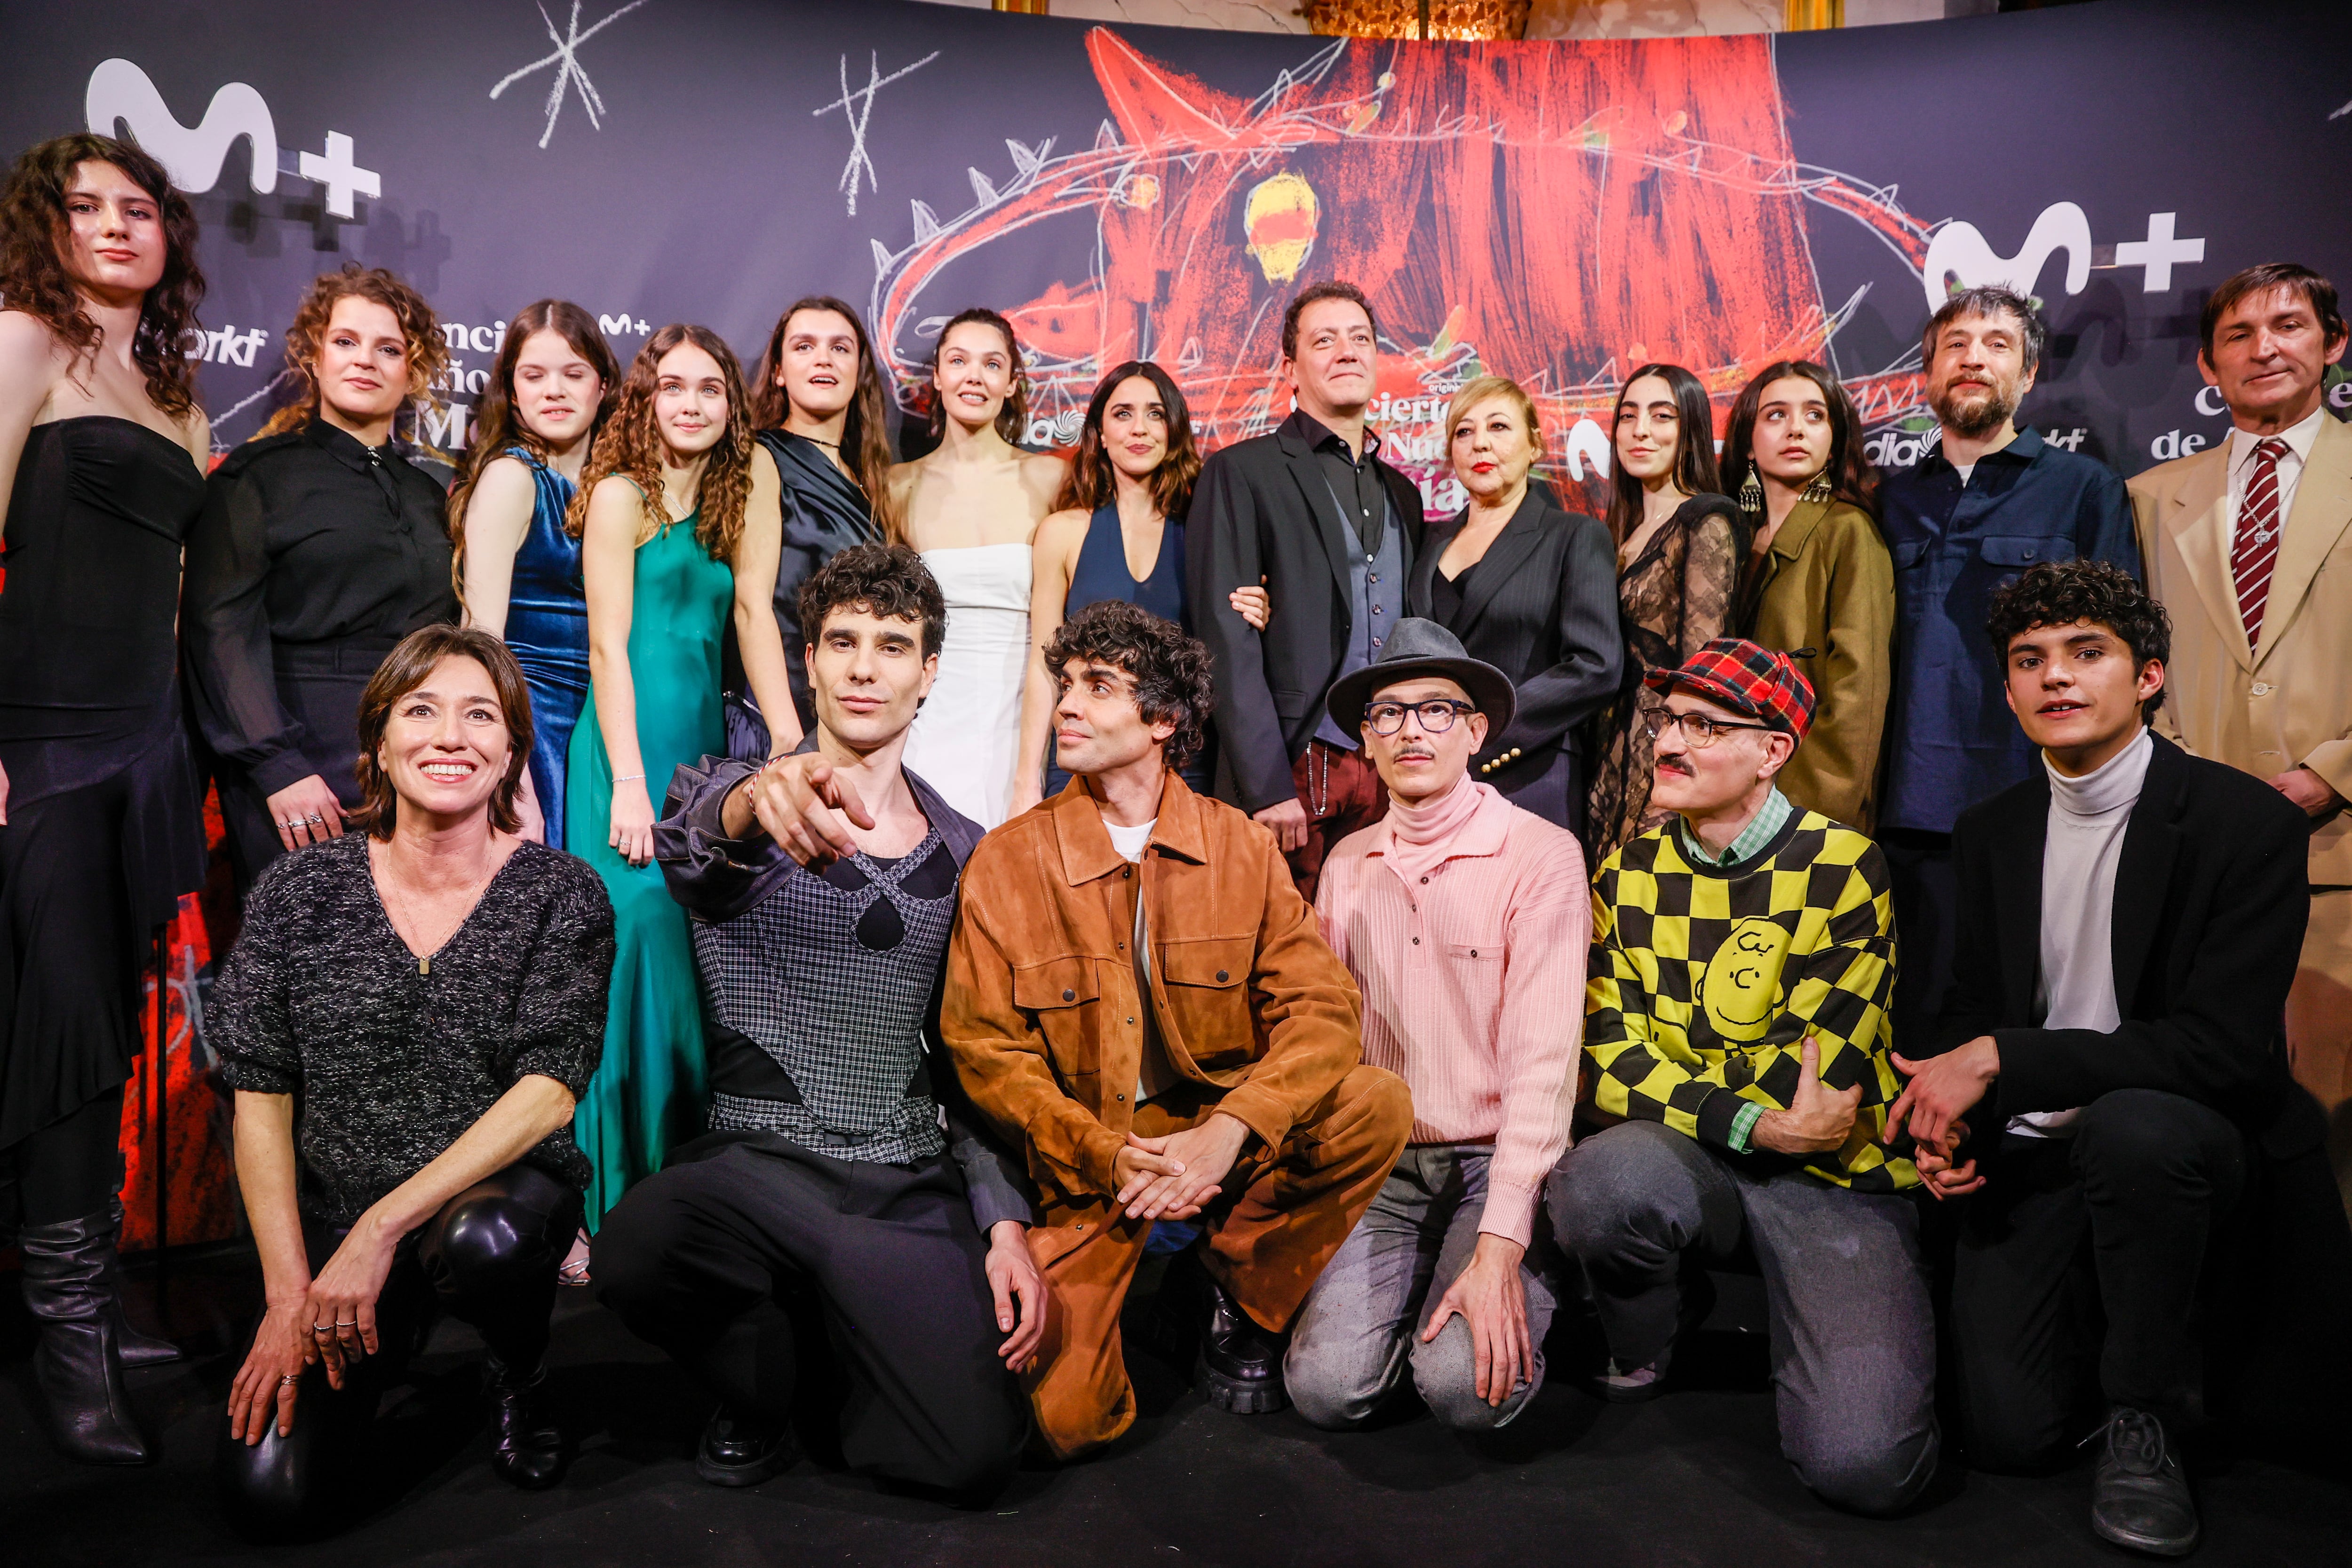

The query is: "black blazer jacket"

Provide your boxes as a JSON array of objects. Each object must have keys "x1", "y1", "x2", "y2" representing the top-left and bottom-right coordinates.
[
  {"x1": 1189, "y1": 411, "x2": 1424, "y2": 813},
  {"x1": 1406, "y1": 491, "x2": 1623, "y2": 795},
  {"x1": 1933, "y1": 732, "x2": 2321, "y2": 1158}
]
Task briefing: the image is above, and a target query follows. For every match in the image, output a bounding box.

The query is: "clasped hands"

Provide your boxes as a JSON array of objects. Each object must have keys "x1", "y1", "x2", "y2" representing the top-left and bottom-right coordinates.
[
  {"x1": 225, "y1": 1211, "x2": 403, "y2": 1445},
  {"x1": 1883, "y1": 1035, "x2": 2002, "y2": 1201},
  {"x1": 1110, "y1": 1111, "x2": 1250, "y2": 1224}
]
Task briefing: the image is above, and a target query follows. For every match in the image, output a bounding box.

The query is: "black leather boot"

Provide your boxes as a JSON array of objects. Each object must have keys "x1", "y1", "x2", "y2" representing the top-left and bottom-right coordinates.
[
  {"x1": 1197, "y1": 1273, "x2": 1289, "y2": 1414},
  {"x1": 695, "y1": 1404, "x2": 793, "y2": 1488},
  {"x1": 485, "y1": 1354, "x2": 567, "y2": 1490},
  {"x1": 2089, "y1": 1406, "x2": 2200, "y2": 1558},
  {"x1": 104, "y1": 1198, "x2": 183, "y2": 1367},
  {"x1": 17, "y1": 1209, "x2": 151, "y2": 1464}
]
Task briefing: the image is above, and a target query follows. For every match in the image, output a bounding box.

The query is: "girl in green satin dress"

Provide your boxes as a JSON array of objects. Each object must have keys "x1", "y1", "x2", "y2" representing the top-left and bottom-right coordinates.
[{"x1": 565, "y1": 325, "x2": 781, "y2": 1230}]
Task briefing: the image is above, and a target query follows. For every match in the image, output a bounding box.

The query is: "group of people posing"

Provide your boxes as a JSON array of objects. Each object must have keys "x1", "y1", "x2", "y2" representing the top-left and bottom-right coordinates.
[{"x1": 4, "y1": 130, "x2": 2349, "y2": 1561}]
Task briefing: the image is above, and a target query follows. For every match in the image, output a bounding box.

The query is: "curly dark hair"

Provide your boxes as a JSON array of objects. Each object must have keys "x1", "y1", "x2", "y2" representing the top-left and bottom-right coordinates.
[
  {"x1": 1281, "y1": 279, "x2": 1378, "y2": 362},
  {"x1": 351, "y1": 624, "x2": 535, "y2": 839},
  {"x1": 798, "y1": 542, "x2": 946, "y2": 662},
  {"x1": 1986, "y1": 559, "x2": 2171, "y2": 717},
  {"x1": 255, "y1": 263, "x2": 450, "y2": 440},
  {"x1": 1039, "y1": 600, "x2": 1214, "y2": 771},
  {"x1": 1720, "y1": 360, "x2": 1879, "y2": 519},
  {"x1": 0, "y1": 133, "x2": 205, "y2": 420},
  {"x1": 564, "y1": 323, "x2": 755, "y2": 566}
]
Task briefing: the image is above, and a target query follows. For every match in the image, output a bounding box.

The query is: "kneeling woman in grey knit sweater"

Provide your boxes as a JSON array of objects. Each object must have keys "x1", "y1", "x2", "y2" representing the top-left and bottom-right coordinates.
[{"x1": 209, "y1": 625, "x2": 615, "y2": 1532}]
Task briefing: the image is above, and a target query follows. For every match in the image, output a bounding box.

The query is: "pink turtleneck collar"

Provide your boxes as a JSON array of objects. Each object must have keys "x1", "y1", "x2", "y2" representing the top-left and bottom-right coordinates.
[{"x1": 1380, "y1": 771, "x2": 1497, "y2": 882}]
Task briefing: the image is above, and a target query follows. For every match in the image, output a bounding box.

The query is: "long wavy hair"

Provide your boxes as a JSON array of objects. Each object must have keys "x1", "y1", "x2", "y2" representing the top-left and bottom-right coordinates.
[
  {"x1": 564, "y1": 323, "x2": 754, "y2": 564},
  {"x1": 254, "y1": 263, "x2": 450, "y2": 441},
  {"x1": 749, "y1": 295, "x2": 896, "y2": 534},
  {"x1": 1052, "y1": 360, "x2": 1200, "y2": 519},
  {"x1": 447, "y1": 300, "x2": 618, "y2": 598},
  {"x1": 1605, "y1": 363, "x2": 1724, "y2": 546},
  {"x1": 1719, "y1": 360, "x2": 1878, "y2": 519},
  {"x1": 0, "y1": 133, "x2": 204, "y2": 420},
  {"x1": 928, "y1": 306, "x2": 1029, "y2": 444}
]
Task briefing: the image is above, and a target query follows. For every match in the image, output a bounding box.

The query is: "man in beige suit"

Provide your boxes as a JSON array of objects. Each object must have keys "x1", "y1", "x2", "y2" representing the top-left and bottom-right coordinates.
[{"x1": 2129, "y1": 262, "x2": 2352, "y2": 1212}]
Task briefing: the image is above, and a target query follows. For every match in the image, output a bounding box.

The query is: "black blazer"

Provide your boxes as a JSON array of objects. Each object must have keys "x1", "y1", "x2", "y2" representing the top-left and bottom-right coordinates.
[
  {"x1": 1189, "y1": 411, "x2": 1424, "y2": 813},
  {"x1": 1407, "y1": 491, "x2": 1622, "y2": 801},
  {"x1": 1934, "y1": 732, "x2": 2321, "y2": 1157}
]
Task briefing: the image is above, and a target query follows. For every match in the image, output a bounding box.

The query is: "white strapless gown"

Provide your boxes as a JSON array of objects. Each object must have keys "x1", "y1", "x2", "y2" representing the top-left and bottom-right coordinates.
[{"x1": 902, "y1": 543, "x2": 1033, "y2": 829}]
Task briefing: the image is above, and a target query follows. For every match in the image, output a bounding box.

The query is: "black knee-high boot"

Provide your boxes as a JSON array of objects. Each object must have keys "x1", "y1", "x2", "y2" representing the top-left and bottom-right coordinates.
[
  {"x1": 18, "y1": 1207, "x2": 151, "y2": 1464},
  {"x1": 103, "y1": 1196, "x2": 183, "y2": 1367}
]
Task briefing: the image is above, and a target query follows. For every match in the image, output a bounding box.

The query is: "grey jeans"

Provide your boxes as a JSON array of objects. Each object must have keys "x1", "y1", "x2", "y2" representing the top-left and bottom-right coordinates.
[
  {"x1": 1549, "y1": 1121, "x2": 1940, "y2": 1516},
  {"x1": 1285, "y1": 1146, "x2": 1558, "y2": 1432}
]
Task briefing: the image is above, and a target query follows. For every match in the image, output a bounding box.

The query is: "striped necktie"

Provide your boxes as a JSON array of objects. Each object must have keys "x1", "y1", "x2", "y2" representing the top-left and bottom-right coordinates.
[{"x1": 2231, "y1": 438, "x2": 2290, "y2": 648}]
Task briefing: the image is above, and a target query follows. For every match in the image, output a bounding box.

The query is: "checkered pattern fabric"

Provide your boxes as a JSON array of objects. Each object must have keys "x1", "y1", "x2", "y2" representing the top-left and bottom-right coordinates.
[
  {"x1": 696, "y1": 832, "x2": 954, "y2": 1164},
  {"x1": 1643, "y1": 636, "x2": 1817, "y2": 738},
  {"x1": 1585, "y1": 808, "x2": 1917, "y2": 1193}
]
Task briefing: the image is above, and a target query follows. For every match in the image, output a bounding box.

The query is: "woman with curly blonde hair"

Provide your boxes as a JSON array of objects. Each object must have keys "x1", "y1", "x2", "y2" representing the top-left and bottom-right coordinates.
[
  {"x1": 184, "y1": 263, "x2": 458, "y2": 892},
  {"x1": 563, "y1": 323, "x2": 756, "y2": 1232}
]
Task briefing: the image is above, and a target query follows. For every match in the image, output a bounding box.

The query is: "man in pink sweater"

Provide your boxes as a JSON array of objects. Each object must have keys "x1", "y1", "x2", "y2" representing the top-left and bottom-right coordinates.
[{"x1": 1283, "y1": 620, "x2": 1589, "y2": 1431}]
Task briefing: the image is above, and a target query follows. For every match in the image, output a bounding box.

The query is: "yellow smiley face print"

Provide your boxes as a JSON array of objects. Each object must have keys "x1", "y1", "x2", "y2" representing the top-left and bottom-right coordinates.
[{"x1": 1701, "y1": 917, "x2": 1793, "y2": 1040}]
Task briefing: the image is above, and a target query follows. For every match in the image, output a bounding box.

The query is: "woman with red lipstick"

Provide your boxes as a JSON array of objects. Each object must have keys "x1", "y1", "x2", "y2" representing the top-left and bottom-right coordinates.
[
  {"x1": 1018, "y1": 359, "x2": 1210, "y2": 800},
  {"x1": 1401, "y1": 375, "x2": 1622, "y2": 836},
  {"x1": 727, "y1": 295, "x2": 892, "y2": 758},
  {"x1": 1723, "y1": 360, "x2": 1893, "y2": 831},
  {"x1": 185, "y1": 266, "x2": 459, "y2": 892},
  {"x1": 0, "y1": 131, "x2": 213, "y2": 1465},
  {"x1": 1587, "y1": 363, "x2": 1746, "y2": 856},
  {"x1": 450, "y1": 299, "x2": 620, "y2": 850}
]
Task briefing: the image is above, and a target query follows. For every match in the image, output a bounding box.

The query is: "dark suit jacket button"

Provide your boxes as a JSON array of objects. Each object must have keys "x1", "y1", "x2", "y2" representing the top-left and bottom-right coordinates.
[{"x1": 1063, "y1": 988, "x2": 1076, "y2": 1001}]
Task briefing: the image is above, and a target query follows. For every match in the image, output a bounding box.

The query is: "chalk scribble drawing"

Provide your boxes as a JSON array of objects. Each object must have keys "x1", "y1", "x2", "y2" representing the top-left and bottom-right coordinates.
[
  {"x1": 489, "y1": 0, "x2": 653, "y2": 150},
  {"x1": 815, "y1": 50, "x2": 943, "y2": 218}
]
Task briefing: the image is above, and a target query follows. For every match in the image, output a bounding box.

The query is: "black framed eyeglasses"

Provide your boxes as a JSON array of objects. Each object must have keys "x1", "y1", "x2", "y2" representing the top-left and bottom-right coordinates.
[
  {"x1": 1365, "y1": 698, "x2": 1477, "y2": 736},
  {"x1": 1639, "y1": 705, "x2": 1773, "y2": 749}
]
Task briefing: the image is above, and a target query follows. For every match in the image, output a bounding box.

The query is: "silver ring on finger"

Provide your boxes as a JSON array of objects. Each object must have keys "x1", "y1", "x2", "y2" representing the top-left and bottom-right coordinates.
[
  {"x1": 311, "y1": 1324, "x2": 333, "y2": 1335},
  {"x1": 304, "y1": 813, "x2": 325, "y2": 825},
  {"x1": 279, "y1": 1374, "x2": 302, "y2": 1386}
]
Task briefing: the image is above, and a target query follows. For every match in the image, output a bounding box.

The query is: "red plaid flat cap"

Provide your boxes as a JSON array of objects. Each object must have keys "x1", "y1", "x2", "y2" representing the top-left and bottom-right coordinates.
[{"x1": 1643, "y1": 637, "x2": 1817, "y2": 739}]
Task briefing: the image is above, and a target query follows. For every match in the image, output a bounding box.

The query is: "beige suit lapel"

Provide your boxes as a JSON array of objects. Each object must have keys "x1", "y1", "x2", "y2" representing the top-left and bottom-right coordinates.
[
  {"x1": 2162, "y1": 444, "x2": 2249, "y2": 673},
  {"x1": 2256, "y1": 414, "x2": 2352, "y2": 670}
]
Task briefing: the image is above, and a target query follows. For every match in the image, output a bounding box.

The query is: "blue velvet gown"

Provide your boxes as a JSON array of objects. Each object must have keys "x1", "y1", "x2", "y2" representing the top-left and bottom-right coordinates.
[{"x1": 499, "y1": 448, "x2": 588, "y2": 850}]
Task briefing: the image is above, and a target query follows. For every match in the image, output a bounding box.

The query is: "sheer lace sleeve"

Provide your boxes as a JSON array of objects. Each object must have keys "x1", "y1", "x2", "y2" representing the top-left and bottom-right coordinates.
[{"x1": 1677, "y1": 508, "x2": 1742, "y2": 658}]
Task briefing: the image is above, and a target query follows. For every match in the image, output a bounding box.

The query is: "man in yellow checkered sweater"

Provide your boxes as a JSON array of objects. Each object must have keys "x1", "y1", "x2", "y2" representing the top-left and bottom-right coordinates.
[{"x1": 1548, "y1": 639, "x2": 1938, "y2": 1517}]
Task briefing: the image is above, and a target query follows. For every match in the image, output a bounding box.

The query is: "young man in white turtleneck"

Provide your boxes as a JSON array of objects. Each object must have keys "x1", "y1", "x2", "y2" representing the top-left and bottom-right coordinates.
[
  {"x1": 1887, "y1": 560, "x2": 2317, "y2": 1560},
  {"x1": 1283, "y1": 619, "x2": 1589, "y2": 1432}
]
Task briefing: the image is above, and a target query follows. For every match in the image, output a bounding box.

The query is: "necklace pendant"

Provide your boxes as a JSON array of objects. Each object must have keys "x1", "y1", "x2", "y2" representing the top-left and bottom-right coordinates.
[{"x1": 419, "y1": 954, "x2": 430, "y2": 977}]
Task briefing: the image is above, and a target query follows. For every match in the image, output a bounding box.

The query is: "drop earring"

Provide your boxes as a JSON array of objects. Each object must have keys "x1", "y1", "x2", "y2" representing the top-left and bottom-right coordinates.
[
  {"x1": 1802, "y1": 469, "x2": 1834, "y2": 505},
  {"x1": 1738, "y1": 470, "x2": 1763, "y2": 514}
]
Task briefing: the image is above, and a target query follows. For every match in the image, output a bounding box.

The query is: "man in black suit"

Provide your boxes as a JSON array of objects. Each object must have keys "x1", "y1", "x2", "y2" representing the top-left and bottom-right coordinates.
[
  {"x1": 1884, "y1": 560, "x2": 2318, "y2": 1559},
  {"x1": 1190, "y1": 280, "x2": 1424, "y2": 897}
]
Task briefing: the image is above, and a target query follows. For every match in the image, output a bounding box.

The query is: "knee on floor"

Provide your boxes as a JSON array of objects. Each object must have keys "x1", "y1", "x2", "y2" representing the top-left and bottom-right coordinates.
[
  {"x1": 1409, "y1": 1323, "x2": 1519, "y2": 1433},
  {"x1": 1792, "y1": 1429, "x2": 1939, "y2": 1518},
  {"x1": 1282, "y1": 1343, "x2": 1389, "y2": 1431}
]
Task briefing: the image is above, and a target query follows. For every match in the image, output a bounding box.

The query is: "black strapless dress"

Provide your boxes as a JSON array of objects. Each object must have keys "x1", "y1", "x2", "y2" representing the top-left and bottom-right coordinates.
[{"x1": 0, "y1": 417, "x2": 209, "y2": 1151}]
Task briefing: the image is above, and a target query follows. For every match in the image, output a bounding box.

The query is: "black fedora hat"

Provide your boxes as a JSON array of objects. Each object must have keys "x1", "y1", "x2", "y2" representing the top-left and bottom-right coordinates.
[{"x1": 1325, "y1": 618, "x2": 1517, "y2": 738}]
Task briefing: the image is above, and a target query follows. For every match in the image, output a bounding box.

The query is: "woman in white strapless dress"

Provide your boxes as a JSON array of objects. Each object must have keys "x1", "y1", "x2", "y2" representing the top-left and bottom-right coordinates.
[{"x1": 885, "y1": 309, "x2": 1066, "y2": 827}]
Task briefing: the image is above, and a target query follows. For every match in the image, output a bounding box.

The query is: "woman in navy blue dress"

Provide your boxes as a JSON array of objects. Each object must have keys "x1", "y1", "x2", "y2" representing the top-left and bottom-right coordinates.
[
  {"x1": 450, "y1": 300, "x2": 618, "y2": 847},
  {"x1": 1019, "y1": 361, "x2": 1225, "y2": 800}
]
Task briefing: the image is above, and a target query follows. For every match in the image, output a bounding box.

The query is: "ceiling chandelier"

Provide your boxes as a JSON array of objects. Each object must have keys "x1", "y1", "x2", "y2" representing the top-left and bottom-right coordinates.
[{"x1": 1300, "y1": 0, "x2": 1533, "y2": 40}]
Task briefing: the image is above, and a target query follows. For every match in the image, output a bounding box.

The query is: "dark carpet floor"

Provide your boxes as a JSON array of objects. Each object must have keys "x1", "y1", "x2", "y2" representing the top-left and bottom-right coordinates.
[{"x1": 3, "y1": 1246, "x2": 2345, "y2": 1568}]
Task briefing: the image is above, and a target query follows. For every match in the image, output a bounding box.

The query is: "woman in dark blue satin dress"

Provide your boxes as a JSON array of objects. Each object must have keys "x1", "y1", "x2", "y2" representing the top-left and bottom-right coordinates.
[
  {"x1": 450, "y1": 300, "x2": 618, "y2": 848},
  {"x1": 1020, "y1": 360, "x2": 1214, "y2": 799},
  {"x1": 725, "y1": 295, "x2": 891, "y2": 759}
]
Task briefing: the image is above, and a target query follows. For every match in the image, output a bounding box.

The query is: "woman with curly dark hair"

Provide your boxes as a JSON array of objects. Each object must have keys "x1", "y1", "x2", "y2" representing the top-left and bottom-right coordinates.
[
  {"x1": 1722, "y1": 360, "x2": 1894, "y2": 830},
  {"x1": 885, "y1": 308, "x2": 1065, "y2": 828},
  {"x1": 0, "y1": 131, "x2": 213, "y2": 1465},
  {"x1": 564, "y1": 324, "x2": 753, "y2": 1231},
  {"x1": 726, "y1": 296, "x2": 893, "y2": 758},
  {"x1": 183, "y1": 264, "x2": 459, "y2": 891},
  {"x1": 1018, "y1": 361, "x2": 1209, "y2": 805},
  {"x1": 449, "y1": 300, "x2": 619, "y2": 848}
]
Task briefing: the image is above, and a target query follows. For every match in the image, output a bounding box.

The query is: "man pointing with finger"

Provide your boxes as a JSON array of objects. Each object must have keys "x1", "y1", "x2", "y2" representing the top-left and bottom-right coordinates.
[
  {"x1": 944, "y1": 600, "x2": 1411, "y2": 1458},
  {"x1": 1549, "y1": 638, "x2": 1939, "y2": 1517}
]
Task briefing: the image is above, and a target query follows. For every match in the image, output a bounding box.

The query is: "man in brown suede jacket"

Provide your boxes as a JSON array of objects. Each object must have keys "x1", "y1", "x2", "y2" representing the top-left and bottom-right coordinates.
[{"x1": 944, "y1": 601, "x2": 1411, "y2": 1458}]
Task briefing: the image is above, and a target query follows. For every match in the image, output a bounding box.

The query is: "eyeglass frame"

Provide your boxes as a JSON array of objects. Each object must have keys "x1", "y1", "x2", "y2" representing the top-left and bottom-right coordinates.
[
  {"x1": 1362, "y1": 697, "x2": 1480, "y2": 736},
  {"x1": 1638, "y1": 701, "x2": 1779, "y2": 749}
]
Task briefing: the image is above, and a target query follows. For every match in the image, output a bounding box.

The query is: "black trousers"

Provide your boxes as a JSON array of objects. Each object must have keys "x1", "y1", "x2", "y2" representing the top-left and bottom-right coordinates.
[
  {"x1": 1950, "y1": 1089, "x2": 2248, "y2": 1470},
  {"x1": 591, "y1": 1134, "x2": 1027, "y2": 1498},
  {"x1": 215, "y1": 1163, "x2": 580, "y2": 1528},
  {"x1": 1881, "y1": 828, "x2": 1956, "y2": 1045}
]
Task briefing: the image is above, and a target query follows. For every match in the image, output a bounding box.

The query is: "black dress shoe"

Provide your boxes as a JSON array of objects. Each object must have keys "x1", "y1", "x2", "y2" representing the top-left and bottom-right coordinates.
[
  {"x1": 696, "y1": 1405, "x2": 793, "y2": 1488},
  {"x1": 1196, "y1": 1274, "x2": 1289, "y2": 1414},
  {"x1": 2089, "y1": 1406, "x2": 2199, "y2": 1558},
  {"x1": 485, "y1": 1356, "x2": 567, "y2": 1491}
]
